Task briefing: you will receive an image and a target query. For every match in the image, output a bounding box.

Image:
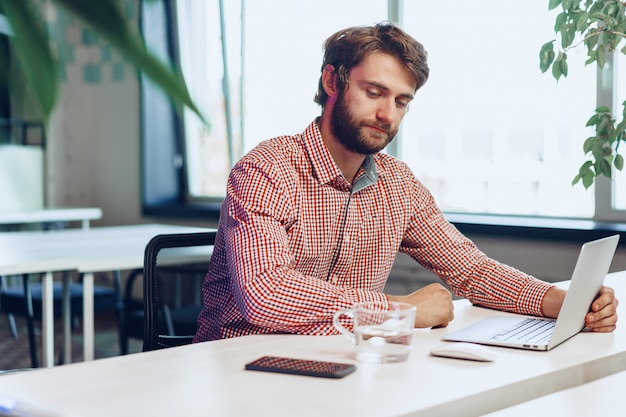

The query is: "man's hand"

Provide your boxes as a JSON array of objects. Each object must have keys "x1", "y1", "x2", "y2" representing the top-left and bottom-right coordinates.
[
  {"x1": 585, "y1": 286, "x2": 618, "y2": 332},
  {"x1": 386, "y1": 283, "x2": 454, "y2": 328},
  {"x1": 543, "y1": 285, "x2": 618, "y2": 332}
]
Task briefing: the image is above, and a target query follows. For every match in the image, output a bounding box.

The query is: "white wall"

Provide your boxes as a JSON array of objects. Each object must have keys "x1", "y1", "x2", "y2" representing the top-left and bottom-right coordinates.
[{"x1": 47, "y1": 68, "x2": 142, "y2": 226}]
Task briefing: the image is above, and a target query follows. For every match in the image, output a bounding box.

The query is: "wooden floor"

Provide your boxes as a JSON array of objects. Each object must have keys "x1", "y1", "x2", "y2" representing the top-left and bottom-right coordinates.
[{"x1": 0, "y1": 311, "x2": 142, "y2": 371}]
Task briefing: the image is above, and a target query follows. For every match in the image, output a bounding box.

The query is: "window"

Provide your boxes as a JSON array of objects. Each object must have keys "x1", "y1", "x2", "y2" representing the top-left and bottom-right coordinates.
[
  {"x1": 142, "y1": 0, "x2": 626, "y2": 224},
  {"x1": 176, "y1": 0, "x2": 387, "y2": 201},
  {"x1": 401, "y1": 0, "x2": 595, "y2": 219}
]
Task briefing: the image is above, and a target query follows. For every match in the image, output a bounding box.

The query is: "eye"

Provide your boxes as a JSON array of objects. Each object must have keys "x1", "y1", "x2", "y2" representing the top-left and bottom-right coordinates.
[
  {"x1": 396, "y1": 99, "x2": 409, "y2": 109},
  {"x1": 366, "y1": 89, "x2": 382, "y2": 98},
  {"x1": 396, "y1": 99, "x2": 411, "y2": 110}
]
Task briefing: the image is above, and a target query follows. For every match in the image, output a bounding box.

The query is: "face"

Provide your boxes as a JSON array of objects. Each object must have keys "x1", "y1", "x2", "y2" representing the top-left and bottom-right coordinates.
[{"x1": 329, "y1": 52, "x2": 416, "y2": 155}]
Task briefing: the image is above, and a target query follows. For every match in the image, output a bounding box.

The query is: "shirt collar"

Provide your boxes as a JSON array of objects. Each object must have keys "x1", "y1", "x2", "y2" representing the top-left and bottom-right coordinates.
[
  {"x1": 352, "y1": 154, "x2": 379, "y2": 193},
  {"x1": 303, "y1": 119, "x2": 381, "y2": 192}
]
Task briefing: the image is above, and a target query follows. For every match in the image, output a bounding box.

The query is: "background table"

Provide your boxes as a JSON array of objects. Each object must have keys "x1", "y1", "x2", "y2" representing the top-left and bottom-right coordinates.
[
  {"x1": 0, "y1": 223, "x2": 210, "y2": 367},
  {"x1": 0, "y1": 207, "x2": 102, "y2": 230},
  {"x1": 0, "y1": 272, "x2": 623, "y2": 416}
]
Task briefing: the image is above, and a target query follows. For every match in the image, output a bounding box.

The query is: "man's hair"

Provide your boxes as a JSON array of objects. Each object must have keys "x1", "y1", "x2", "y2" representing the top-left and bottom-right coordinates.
[{"x1": 314, "y1": 21, "x2": 429, "y2": 108}]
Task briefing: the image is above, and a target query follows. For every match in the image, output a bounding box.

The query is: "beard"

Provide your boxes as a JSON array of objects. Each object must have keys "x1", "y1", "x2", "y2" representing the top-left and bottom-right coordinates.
[{"x1": 330, "y1": 91, "x2": 397, "y2": 155}]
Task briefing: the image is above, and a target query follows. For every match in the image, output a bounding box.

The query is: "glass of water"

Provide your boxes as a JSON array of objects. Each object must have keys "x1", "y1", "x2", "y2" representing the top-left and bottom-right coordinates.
[{"x1": 333, "y1": 301, "x2": 416, "y2": 363}]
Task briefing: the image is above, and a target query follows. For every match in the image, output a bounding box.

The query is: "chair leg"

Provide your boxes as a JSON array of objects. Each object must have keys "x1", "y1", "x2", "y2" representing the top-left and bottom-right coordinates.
[
  {"x1": 120, "y1": 269, "x2": 142, "y2": 355},
  {"x1": 1, "y1": 276, "x2": 19, "y2": 339},
  {"x1": 22, "y1": 275, "x2": 39, "y2": 368},
  {"x1": 113, "y1": 270, "x2": 126, "y2": 355},
  {"x1": 7, "y1": 313, "x2": 18, "y2": 339}
]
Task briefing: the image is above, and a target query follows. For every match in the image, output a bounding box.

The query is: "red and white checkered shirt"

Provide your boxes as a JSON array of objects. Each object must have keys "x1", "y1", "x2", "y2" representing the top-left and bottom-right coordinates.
[{"x1": 194, "y1": 120, "x2": 552, "y2": 342}]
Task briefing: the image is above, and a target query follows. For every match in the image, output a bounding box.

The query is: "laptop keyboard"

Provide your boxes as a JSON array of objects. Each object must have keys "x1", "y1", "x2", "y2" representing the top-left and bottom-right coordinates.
[{"x1": 490, "y1": 318, "x2": 555, "y2": 344}]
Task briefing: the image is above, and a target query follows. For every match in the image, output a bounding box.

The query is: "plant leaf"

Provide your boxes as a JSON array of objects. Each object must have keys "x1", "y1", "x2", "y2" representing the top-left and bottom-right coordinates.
[
  {"x1": 583, "y1": 136, "x2": 595, "y2": 153},
  {"x1": 2, "y1": 0, "x2": 58, "y2": 119},
  {"x1": 549, "y1": 0, "x2": 562, "y2": 11},
  {"x1": 53, "y1": 0, "x2": 207, "y2": 124},
  {"x1": 582, "y1": 170, "x2": 595, "y2": 188},
  {"x1": 539, "y1": 41, "x2": 556, "y2": 72},
  {"x1": 615, "y1": 153, "x2": 624, "y2": 171},
  {"x1": 596, "y1": 44, "x2": 607, "y2": 68},
  {"x1": 600, "y1": 158, "x2": 612, "y2": 177},
  {"x1": 576, "y1": 12, "x2": 590, "y2": 30},
  {"x1": 552, "y1": 54, "x2": 564, "y2": 80}
]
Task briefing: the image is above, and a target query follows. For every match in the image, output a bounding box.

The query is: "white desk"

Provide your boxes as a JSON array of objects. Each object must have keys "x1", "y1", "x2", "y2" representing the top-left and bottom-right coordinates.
[
  {"x1": 0, "y1": 272, "x2": 623, "y2": 417},
  {"x1": 0, "y1": 224, "x2": 210, "y2": 367},
  {"x1": 0, "y1": 207, "x2": 102, "y2": 230}
]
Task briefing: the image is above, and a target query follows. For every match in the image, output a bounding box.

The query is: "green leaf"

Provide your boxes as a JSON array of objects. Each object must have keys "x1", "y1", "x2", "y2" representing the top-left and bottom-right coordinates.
[
  {"x1": 597, "y1": 114, "x2": 614, "y2": 136},
  {"x1": 600, "y1": 158, "x2": 612, "y2": 177},
  {"x1": 549, "y1": 0, "x2": 562, "y2": 11},
  {"x1": 53, "y1": 0, "x2": 207, "y2": 124},
  {"x1": 539, "y1": 41, "x2": 556, "y2": 72},
  {"x1": 585, "y1": 49, "x2": 597, "y2": 65},
  {"x1": 596, "y1": 105, "x2": 611, "y2": 113},
  {"x1": 555, "y1": 12, "x2": 567, "y2": 33},
  {"x1": 605, "y1": 2, "x2": 619, "y2": 17},
  {"x1": 586, "y1": 113, "x2": 599, "y2": 127},
  {"x1": 615, "y1": 154, "x2": 624, "y2": 171},
  {"x1": 582, "y1": 170, "x2": 595, "y2": 189},
  {"x1": 560, "y1": 53, "x2": 569, "y2": 76},
  {"x1": 576, "y1": 12, "x2": 590, "y2": 30},
  {"x1": 596, "y1": 44, "x2": 607, "y2": 68},
  {"x1": 2, "y1": 0, "x2": 58, "y2": 119},
  {"x1": 560, "y1": 23, "x2": 577, "y2": 48},
  {"x1": 552, "y1": 54, "x2": 564, "y2": 80},
  {"x1": 585, "y1": 32, "x2": 599, "y2": 50},
  {"x1": 583, "y1": 136, "x2": 595, "y2": 153}
]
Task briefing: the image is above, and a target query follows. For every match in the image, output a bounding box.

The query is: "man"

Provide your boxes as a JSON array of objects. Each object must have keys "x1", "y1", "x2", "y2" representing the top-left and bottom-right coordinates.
[{"x1": 194, "y1": 22, "x2": 618, "y2": 343}]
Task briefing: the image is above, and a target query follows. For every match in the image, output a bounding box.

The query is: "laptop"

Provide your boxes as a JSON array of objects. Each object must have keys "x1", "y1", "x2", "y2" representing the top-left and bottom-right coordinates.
[{"x1": 442, "y1": 234, "x2": 620, "y2": 351}]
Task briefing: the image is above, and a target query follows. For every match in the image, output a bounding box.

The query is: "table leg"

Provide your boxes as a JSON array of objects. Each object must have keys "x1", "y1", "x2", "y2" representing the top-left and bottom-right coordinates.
[
  {"x1": 63, "y1": 272, "x2": 72, "y2": 364},
  {"x1": 83, "y1": 272, "x2": 95, "y2": 361},
  {"x1": 41, "y1": 272, "x2": 55, "y2": 368}
]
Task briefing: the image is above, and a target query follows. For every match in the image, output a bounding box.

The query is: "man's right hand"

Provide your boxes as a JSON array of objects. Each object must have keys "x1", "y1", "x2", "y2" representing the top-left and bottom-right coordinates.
[{"x1": 386, "y1": 283, "x2": 454, "y2": 328}]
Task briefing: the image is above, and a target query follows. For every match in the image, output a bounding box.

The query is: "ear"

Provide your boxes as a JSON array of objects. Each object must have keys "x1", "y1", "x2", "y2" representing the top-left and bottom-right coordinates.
[{"x1": 321, "y1": 64, "x2": 339, "y2": 98}]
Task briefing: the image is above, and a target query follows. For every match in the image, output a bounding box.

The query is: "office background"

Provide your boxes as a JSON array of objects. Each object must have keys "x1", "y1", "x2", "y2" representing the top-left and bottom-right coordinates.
[{"x1": 3, "y1": 0, "x2": 626, "y2": 293}]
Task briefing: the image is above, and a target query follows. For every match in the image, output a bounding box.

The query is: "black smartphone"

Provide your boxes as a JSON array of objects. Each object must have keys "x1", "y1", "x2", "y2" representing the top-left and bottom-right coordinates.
[{"x1": 244, "y1": 355, "x2": 357, "y2": 379}]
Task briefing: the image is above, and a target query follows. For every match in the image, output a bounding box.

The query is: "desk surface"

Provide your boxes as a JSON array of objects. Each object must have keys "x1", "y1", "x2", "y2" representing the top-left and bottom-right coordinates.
[
  {"x1": 0, "y1": 207, "x2": 102, "y2": 228},
  {"x1": 483, "y1": 370, "x2": 626, "y2": 416},
  {"x1": 0, "y1": 273, "x2": 624, "y2": 417},
  {"x1": 0, "y1": 223, "x2": 207, "y2": 275}
]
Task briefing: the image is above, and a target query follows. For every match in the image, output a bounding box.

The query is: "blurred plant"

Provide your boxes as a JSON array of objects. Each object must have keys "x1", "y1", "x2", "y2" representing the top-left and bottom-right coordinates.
[
  {"x1": 0, "y1": 0, "x2": 205, "y2": 123},
  {"x1": 539, "y1": 0, "x2": 626, "y2": 189}
]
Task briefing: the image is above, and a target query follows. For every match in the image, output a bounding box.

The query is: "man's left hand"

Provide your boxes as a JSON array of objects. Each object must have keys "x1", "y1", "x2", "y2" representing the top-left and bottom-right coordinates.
[{"x1": 585, "y1": 286, "x2": 618, "y2": 332}]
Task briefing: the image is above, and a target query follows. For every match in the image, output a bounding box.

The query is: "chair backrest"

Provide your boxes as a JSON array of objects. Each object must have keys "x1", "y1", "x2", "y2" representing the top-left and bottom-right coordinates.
[{"x1": 143, "y1": 231, "x2": 215, "y2": 351}]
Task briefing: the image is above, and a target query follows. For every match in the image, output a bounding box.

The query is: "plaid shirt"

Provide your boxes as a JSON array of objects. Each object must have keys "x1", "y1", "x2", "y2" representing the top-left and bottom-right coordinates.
[{"x1": 194, "y1": 120, "x2": 551, "y2": 342}]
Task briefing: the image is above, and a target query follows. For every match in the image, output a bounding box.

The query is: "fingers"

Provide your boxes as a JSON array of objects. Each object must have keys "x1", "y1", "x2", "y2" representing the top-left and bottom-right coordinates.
[
  {"x1": 585, "y1": 286, "x2": 619, "y2": 332},
  {"x1": 591, "y1": 286, "x2": 616, "y2": 312}
]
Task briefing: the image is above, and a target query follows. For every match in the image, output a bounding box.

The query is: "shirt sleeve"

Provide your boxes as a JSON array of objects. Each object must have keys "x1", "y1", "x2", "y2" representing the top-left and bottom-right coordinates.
[
  {"x1": 222, "y1": 156, "x2": 387, "y2": 335},
  {"x1": 400, "y1": 173, "x2": 553, "y2": 317}
]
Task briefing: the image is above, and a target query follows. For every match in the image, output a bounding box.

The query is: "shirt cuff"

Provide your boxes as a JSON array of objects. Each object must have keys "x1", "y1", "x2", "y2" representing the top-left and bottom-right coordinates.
[{"x1": 516, "y1": 279, "x2": 553, "y2": 317}]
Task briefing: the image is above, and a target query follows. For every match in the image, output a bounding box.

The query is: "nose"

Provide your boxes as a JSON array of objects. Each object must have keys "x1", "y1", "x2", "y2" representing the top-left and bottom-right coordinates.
[{"x1": 376, "y1": 99, "x2": 396, "y2": 124}]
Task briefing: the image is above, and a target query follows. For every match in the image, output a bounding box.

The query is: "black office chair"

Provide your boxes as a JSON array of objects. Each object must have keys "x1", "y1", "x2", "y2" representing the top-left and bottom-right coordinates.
[
  {"x1": 0, "y1": 272, "x2": 123, "y2": 368},
  {"x1": 142, "y1": 231, "x2": 215, "y2": 351}
]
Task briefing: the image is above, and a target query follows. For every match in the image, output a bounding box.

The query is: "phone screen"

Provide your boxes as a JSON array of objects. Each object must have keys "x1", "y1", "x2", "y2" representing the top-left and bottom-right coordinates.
[{"x1": 245, "y1": 356, "x2": 357, "y2": 379}]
